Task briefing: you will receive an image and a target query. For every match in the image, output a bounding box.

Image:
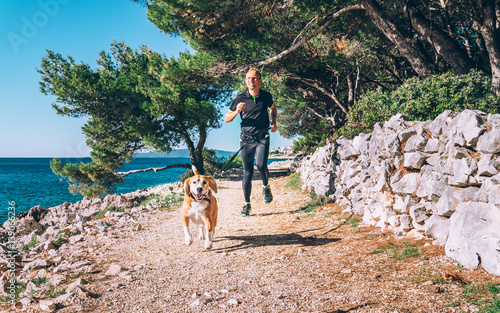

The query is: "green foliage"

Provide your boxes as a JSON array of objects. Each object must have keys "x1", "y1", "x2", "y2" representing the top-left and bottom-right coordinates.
[
  {"x1": 285, "y1": 172, "x2": 302, "y2": 190},
  {"x1": 50, "y1": 234, "x2": 68, "y2": 250},
  {"x1": 379, "y1": 241, "x2": 421, "y2": 260},
  {"x1": 46, "y1": 287, "x2": 66, "y2": 298},
  {"x1": 338, "y1": 70, "x2": 500, "y2": 139},
  {"x1": 347, "y1": 216, "x2": 361, "y2": 228},
  {"x1": 137, "y1": 0, "x2": 500, "y2": 155},
  {"x1": 51, "y1": 158, "x2": 123, "y2": 198},
  {"x1": 368, "y1": 249, "x2": 385, "y2": 255},
  {"x1": 93, "y1": 206, "x2": 123, "y2": 220},
  {"x1": 32, "y1": 277, "x2": 48, "y2": 287},
  {"x1": 292, "y1": 131, "x2": 328, "y2": 154},
  {"x1": 142, "y1": 192, "x2": 183, "y2": 209},
  {"x1": 39, "y1": 41, "x2": 231, "y2": 197},
  {"x1": 463, "y1": 281, "x2": 486, "y2": 305},
  {"x1": 483, "y1": 296, "x2": 500, "y2": 313},
  {"x1": 202, "y1": 148, "x2": 242, "y2": 175},
  {"x1": 21, "y1": 234, "x2": 38, "y2": 252},
  {"x1": 143, "y1": 0, "x2": 410, "y2": 153},
  {"x1": 292, "y1": 188, "x2": 329, "y2": 213},
  {"x1": 0, "y1": 279, "x2": 26, "y2": 303}
]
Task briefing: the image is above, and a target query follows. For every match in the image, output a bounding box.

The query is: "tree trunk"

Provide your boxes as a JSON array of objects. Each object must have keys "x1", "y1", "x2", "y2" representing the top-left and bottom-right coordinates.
[
  {"x1": 183, "y1": 130, "x2": 206, "y2": 175},
  {"x1": 190, "y1": 148, "x2": 205, "y2": 175},
  {"x1": 360, "y1": 0, "x2": 436, "y2": 77},
  {"x1": 407, "y1": 4, "x2": 474, "y2": 75},
  {"x1": 471, "y1": 0, "x2": 500, "y2": 96}
]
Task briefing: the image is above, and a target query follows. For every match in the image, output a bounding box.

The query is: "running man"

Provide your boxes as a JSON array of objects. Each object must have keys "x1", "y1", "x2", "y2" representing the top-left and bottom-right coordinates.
[{"x1": 225, "y1": 68, "x2": 278, "y2": 216}]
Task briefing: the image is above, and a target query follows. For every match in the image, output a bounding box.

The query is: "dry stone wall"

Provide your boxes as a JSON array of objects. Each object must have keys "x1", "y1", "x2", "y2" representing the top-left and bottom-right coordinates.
[{"x1": 299, "y1": 110, "x2": 500, "y2": 276}]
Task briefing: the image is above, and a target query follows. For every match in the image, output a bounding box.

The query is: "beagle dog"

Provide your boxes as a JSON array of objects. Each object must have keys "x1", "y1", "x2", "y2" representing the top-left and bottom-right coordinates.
[{"x1": 182, "y1": 166, "x2": 218, "y2": 249}]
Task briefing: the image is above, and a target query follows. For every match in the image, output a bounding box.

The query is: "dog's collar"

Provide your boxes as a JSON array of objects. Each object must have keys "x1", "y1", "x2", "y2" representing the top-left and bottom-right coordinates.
[{"x1": 189, "y1": 192, "x2": 211, "y2": 203}]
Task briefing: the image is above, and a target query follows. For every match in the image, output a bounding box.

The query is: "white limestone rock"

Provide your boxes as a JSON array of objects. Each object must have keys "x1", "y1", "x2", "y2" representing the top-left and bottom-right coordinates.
[
  {"x1": 477, "y1": 154, "x2": 499, "y2": 176},
  {"x1": 404, "y1": 151, "x2": 428, "y2": 169},
  {"x1": 445, "y1": 202, "x2": 500, "y2": 275},
  {"x1": 391, "y1": 172, "x2": 421, "y2": 195},
  {"x1": 409, "y1": 204, "x2": 429, "y2": 223},
  {"x1": 449, "y1": 109, "x2": 487, "y2": 147},
  {"x1": 424, "y1": 215, "x2": 450, "y2": 245},
  {"x1": 477, "y1": 128, "x2": 500, "y2": 154},
  {"x1": 435, "y1": 186, "x2": 460, "y2": 217}
]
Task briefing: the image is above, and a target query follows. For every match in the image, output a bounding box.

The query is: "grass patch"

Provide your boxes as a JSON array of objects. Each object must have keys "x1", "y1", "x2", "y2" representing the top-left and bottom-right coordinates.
[
  {"x1": 347, "y1": 216, "x2": 362, "y2": 227},
  {"x1": 444, "y1": 300, "x2": 461, "y2": 307},
  {"x1": 32, "y1": 276, "x2": 48, "y2": 286},
  {"x1": 46, "y1": 287, "x2": 66, "y2": 298},
  {"x1": 51, "y1": 234, "x2": 68, "y2": 250},
  {"x1": 0, "y1": 279, "x2": 26, "y2": 303},
  {"x1": 375, "y1": 241, "x2": 421, "y2": 260},
  {"x1": 483, "y1": 296, "x2": 500, "y2": 313},
  {"x1": 462, "y1": 281, "x2": 485, "y2": 305},
  {"x1": 285, "y1": 172, "x2": 302, "y2": 190},
  {"x1": 294, "y1": 188, "x2": 331, "y2": 214},
  {"x1": 93, "y1": 206, "x2": 124, "y2": 220},
  {"x1": 462, "y1": 282, "x2": 500, "y2": 312},
  {"x1": 141, "y1": 192, "x2": 183, "y2": 210},
  {"x1": 21, "y1": 234, "x2": 38, "y2": 252}
]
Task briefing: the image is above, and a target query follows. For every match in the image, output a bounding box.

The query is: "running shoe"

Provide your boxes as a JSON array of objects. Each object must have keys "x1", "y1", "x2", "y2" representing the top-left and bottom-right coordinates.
[
  {"x1": 241, "y1": 203, "x2": 251, "y2": 217},
  {"x1": 263, "y1": 185, "x2": 273, "y2": 204}
]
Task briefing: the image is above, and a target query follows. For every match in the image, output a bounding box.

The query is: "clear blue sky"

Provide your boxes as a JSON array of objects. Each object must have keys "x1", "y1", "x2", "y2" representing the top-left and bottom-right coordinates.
[{"x1": 0, "y1": 0, "x2": 294, "y2": 157}]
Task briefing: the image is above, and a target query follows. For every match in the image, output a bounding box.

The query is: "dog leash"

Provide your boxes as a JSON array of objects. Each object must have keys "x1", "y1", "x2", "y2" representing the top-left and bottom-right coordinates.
[
  {"x1": 219, "y1": 143, "x2": 246, "y2": 172},
  {"x1": 219, "y1": 128, "x2": 270, "y2": 172}
]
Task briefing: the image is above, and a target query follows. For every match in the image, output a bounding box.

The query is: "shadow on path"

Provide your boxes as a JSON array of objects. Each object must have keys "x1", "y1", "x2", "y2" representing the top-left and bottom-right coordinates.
[
  {"x1": 215, "y1": 168, "x2": 290, "y2": 181},
  {"x1": 211, "y1": 230, "x2": 341, "y2": 253}
]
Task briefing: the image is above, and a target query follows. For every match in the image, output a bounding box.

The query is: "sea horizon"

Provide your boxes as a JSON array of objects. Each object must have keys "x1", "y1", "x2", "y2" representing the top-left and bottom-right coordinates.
[
  {"x1": 0, "y1": 155, "x2": 290, "y2": 224},
  {"x1": 0, "y1": 157, "x2": 194, "y2": 225}
]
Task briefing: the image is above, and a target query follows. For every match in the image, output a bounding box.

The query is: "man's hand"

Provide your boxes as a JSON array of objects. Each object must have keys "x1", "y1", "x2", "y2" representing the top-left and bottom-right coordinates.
[
  {"x1": 269, "y1": 105, "x2": 277, "y2": 132},
  {"x1": 236, "y1": 102, "x2": 246, "y2": 113},
  {"x1": 225, "y1": 102, "x2": 246, "y2": 123}
]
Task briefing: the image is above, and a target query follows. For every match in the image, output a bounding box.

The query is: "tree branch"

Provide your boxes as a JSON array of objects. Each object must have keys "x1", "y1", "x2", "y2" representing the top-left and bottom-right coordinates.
[
  {"x1": 211, "y1": 4, "x2": 365, "y2": 76},
  {"x1": 254, "y1": 4, "x2": 365, "y2": 67},
  {"x1": 117, "y1": 163, "x2": 191, "y2": 177},
  {"x1": 286, "y1": 73, "x2": 348, "y2": 113}
]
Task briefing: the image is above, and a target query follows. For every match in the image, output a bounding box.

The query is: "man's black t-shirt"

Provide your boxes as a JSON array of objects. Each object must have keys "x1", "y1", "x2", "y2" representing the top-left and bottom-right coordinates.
[{"x1": 230, "y1": 89, "x2": 273, "y2": 135}]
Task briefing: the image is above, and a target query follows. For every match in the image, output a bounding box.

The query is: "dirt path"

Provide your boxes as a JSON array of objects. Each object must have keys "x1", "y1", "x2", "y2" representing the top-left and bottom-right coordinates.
[{"x1": 56, "y1": 176, "x2": 499, "y2": 313}]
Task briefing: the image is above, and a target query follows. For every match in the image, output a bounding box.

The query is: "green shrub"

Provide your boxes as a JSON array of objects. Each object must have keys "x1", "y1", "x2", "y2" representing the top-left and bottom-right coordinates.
[
  {"x1": 21, "y1": 234, "x2": 39, "y2": 251},
  {"x1": 337, "y1": 70, "x2": 500, "y2": 139},
  {"x1": 285, "y1": 172, "x2": 302, "y2": 190},
  {"x1": 140, "y1": 192, "x2": 183, "y2": 210},
  {"x1": 178, "y1": 148, "x2": 243, "y2": 181},
  {"x1": 32, "y1": 276, "x2": 48, "y2": 286}
]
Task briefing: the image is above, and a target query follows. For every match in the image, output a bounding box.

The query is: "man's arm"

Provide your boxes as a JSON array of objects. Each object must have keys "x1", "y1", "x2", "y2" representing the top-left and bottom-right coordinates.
[
  {"x1": 225, "y1": 102, "x2": 245, "y2": 123},
  {"x1": 269, "y1": 105, "x2": 277, "y2": 132}
]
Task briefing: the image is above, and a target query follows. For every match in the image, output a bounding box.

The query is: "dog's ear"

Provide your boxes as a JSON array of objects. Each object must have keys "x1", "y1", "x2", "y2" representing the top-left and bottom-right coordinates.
[
  {"x1": 191, "y1": 165, "x2": 201, "y2": 176},
  {"x1": 207, "y1": 177, "x2": 218, "y2": 194},
  {"x1": 184, "y1": 177, "x2": 191, "y2": 196}
]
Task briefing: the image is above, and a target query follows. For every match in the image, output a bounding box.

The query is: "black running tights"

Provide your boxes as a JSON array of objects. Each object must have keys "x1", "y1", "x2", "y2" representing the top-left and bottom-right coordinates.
[{"x1": 241, "y1": 136, "x2": 270, "y2": 203}]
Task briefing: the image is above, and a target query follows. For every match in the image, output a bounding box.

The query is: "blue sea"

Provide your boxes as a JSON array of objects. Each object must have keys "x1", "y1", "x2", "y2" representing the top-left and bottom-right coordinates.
[
  {"x1": 0, "y1": 157, "x2": 191, "y2": 225},
  {"x1": 0, "y1": 157, "x2": 288, "y2": 224}
]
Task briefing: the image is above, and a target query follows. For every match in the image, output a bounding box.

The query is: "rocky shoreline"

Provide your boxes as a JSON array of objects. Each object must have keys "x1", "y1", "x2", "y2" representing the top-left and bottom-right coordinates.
[
  {"x1": 1, "y1": 156, "x2": 499, "y2": 312},
  {"x1": 0, "y1": 178, "x2": 184, "y2": 311},
  {"x1": 0, "y1": 160, "x2": 297, "y2": 311}
]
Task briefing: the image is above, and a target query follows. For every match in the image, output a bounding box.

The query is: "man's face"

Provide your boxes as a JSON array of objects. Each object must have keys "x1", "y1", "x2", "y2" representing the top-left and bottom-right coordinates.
[{"x1": 245, "y1": 70, "x2": 262, "y2": 92}]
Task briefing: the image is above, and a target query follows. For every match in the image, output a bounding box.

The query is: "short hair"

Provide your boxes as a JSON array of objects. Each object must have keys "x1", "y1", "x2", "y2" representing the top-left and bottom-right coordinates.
[{"x1": 247, "y1": 68, "x2": 261, "y2": 79}]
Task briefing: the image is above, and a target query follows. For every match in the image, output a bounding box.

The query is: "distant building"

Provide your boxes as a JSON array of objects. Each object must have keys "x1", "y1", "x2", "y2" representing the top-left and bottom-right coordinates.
[{"x1": 278, "y1": 145, "x2": 294, "y2": 156}]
